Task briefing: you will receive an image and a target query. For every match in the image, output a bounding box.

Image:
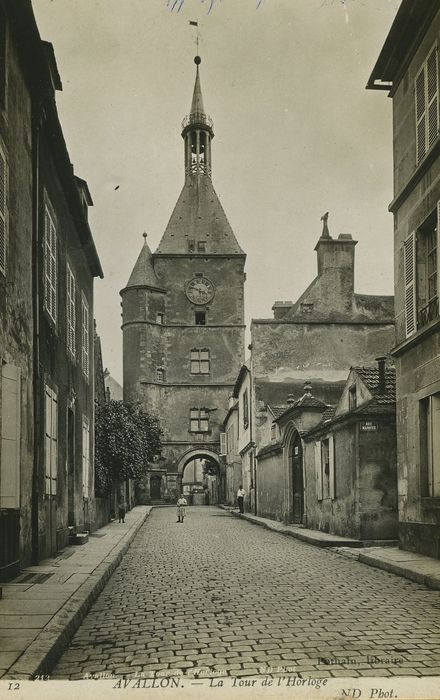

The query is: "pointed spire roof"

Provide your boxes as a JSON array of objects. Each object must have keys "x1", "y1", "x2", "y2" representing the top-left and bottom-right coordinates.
[
  {"x1": 190, "y1": 57, "x2": 205, "y2": 115},
  {"x1": 125, "y1": 233, "x2": 165, "y2": 289}
]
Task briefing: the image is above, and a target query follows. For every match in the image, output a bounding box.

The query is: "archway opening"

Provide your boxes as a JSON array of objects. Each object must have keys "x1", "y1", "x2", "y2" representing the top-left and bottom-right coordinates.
[{"x1": 182, "y1": 456, "x2": 220, "y2": 505}]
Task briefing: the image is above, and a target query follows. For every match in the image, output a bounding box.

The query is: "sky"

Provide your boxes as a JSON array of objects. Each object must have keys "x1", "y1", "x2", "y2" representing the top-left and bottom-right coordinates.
[{"x1": 32, "y1": 0, "x2": 400, "y2": 384}]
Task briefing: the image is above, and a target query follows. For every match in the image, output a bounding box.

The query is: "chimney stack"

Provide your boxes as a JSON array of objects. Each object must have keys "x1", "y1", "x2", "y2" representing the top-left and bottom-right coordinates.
[{"x1": 376, "y1": 356, "x2": 386, "y2": 394}]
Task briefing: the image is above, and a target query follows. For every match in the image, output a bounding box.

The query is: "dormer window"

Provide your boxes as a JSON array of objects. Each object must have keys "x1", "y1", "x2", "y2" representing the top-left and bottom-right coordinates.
[
  {"x1": 271, "y1": 424, "x2": 277, "y2": 441},
  {"x1": 349, "y1": 385, "x2": 357, "y2": 411}
]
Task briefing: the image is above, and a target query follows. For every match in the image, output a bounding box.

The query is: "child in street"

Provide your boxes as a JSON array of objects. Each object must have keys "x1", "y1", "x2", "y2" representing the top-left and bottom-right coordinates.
[{"x1": 176, "y1": 494, "x2": 188, "y2": 523}]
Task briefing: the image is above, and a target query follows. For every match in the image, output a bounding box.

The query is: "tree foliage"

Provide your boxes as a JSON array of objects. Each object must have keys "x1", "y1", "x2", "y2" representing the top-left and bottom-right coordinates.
[{"x1": 95, "y1": 400, "x2": 162, "y2": 495}]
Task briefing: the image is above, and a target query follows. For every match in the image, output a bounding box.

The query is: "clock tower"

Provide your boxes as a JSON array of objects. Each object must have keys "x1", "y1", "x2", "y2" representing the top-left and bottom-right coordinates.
[{"x1": 121, "y1": 57, "x2": 246, "y2": 502}]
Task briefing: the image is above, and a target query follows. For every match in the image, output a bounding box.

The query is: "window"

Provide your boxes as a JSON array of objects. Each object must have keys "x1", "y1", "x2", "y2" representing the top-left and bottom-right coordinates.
[
  {"x1": 420, "y1": 393, "x2": 440, "y2": 497},
  {"x1": 315, "y1": 436, "x2": 335, "y2": 501},
  {"x1": 190, "y1": 408, "x2": 209, "y2": 433},
  {"x1": 405, "y1": 203, "x2": 440, "y2": 337},
  {"x1": 197, "y1": 241, "x2": 206, "y2": 253},
  {"x1": 349, "y1": 385, "x2": 357, "y2": 411},
  {"x1": 226, "y1": 423, "x2": 235, "y2": 455},
  {"x1": 44, "y1": 385, "x2": 58, "y2": 496},
  {"x1": 66, "y1": 264, "x2": 76, "y2": 358},
  {"x1": 190, "y1": 348, "x2": 210, "y2": 374},
  {"x1": 195, "y1": 310, "x2": 206, "y2": 326},
  {"x1": 219, "y1": 432, "x2": 226, "y2": 456},
  {"x1": 271, "y1": 423, "x2": 277, "y2": 441},
  {"x1": 415, "y1": 45, "x2": 439, "y2": 164},
  {"x1": 82, "y1": 415, "x2": 90, "y2": 499},
  {"x1": 156, "y1": 367, "x2": 165, "y2": 382},
  {"x1": 81, "y1": 295, "x2": 90, "y2": 379},
  {"x1": 188, "y1": 240, "x2": 195, "y2": 253},
  {"x1": 242, "y1": 389, "x2": 249, "y2": 430},
  {"x1": 156, "y1": 312, "x2": 164, "y2": 324},
  {"x1": 44, "y1": 204, "x2": 57, "y2": 323},
  {"x1": 0, "y1": 364, "x2": 21, "y2": 508},
  {"x1": 0, "y1": 143, "x2": 7, "y2": 276}
]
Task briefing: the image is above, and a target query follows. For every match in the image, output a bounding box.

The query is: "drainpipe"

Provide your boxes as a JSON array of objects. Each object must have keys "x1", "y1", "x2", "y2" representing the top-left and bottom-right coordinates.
[{"x1": 31, "y1": 103, "x2": 42, "y2": 565}]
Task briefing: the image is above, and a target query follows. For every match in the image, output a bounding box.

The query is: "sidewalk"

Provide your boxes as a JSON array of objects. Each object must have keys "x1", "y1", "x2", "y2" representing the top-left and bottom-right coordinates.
[
  {"x1": 0, "y1": 505, "x2": 152, "y2": 680},
  {"x1": 222, "y1": 506, "x2": 440, "y2": 591}
]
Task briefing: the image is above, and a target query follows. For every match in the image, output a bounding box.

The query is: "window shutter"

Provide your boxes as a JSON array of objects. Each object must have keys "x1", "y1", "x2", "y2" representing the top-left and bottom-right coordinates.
[
  {"x1": 219, "y1": 432, "x2": 226, "y2": 456},
  {"x1": 0, "y1": 147, "x2": 7, "y2": 275},
  {"x1": 82, "y1": 296, "x2": 90, "y2": 379},
  {"x1": 315, "y1": 441, "x2": 323, "y2": 501},
  {"x1": 430, "y1": 395, "x2": 440, "y2": 497},
  {"x1": 329, "y1": 434, "x2": 335, "y2": 500},
  {"x1": 50, "y1": 390, "x2": 58, "y2": 495},
  {"x1": 0, "y1": 365, "x2": 21, "y2": 508},
  {"x1": 44, "y1": 386, "x2": 52, "y2": 494},
  {"x1": 437, "y1": 202, "x2": 440, "y2": 305},
  {"x1": 427, "y1": 47, "x2": 439, "y2": 151},
  {"x1": 82, "y1": 416, "x2": 90, "y2": 498},
  {"x1": 403, "y1": 232, "x2": 417, "y2": 337},
  {"x1": 416, "y1": 66, "x2": 427, "y2": 162}
]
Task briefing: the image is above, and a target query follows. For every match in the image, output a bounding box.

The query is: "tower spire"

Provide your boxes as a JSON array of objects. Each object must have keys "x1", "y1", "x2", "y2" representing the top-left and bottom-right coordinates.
[{"x1": 181, "y1": 56, "x2": 214, "y2": 178}]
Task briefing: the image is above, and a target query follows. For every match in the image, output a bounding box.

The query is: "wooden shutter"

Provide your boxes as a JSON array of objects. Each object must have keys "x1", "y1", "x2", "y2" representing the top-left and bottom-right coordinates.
[
  {"x1": 315, "y1": 441, "x2": 323, "y2": 501},
  {"x1": 67, "y1": 265, "x2": 76, "y2": 356},
  {"x1": 403, "y1": 232, "x2": 417, "y2": 337},
  {"x1": 427, "y1": 47, "x2": 439, "y2": 151},
  {"x1": 82, "y1": 296, "x2": 90, "y2": 379},
  {"x1": 0, "y1": 365, "x2": 21, "y2": 508},
  {"x1": 430, "y1": 395, "x2": 440, "y2": 497},
  {"x1": 0, "y1": 146, "x2": 6, "y2": 275},
  {"x1": 329, "y1": 434, "x2": 335, "y2": 500},
  {"x1": 44, "y1": 206, "x2": 57, "y2": 322},
  {"x1": 44, "y1": 385, "x2": 57, "y2": 495},
  {"x1": 82, "y1": 416, "x2": 90, "y2": 498},
  {"x1": 437, "y1": 202, "x2": 440, "y2": 305},
  {"x1": 416, "y1": 66, "x2": 427, "y2": 163},
  {"x1": 219, "y1": 432, "x2": 226, "y2": 456}
]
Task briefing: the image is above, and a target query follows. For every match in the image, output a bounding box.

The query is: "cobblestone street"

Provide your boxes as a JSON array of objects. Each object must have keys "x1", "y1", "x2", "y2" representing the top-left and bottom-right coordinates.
[{"x1": 52, "y1": 507, "x2": 440, "y2": 680}]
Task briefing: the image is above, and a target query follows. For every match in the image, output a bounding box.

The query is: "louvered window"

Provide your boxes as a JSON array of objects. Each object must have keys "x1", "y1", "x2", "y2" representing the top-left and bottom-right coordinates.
[
  {"x1": 66, "y1": 264, "x2": 76, "y2": 358},
  {"x1": 81, "y1": 295, "x2": 90, "y2": 380},
  {"x1": 0, "y1": 145, "x2": 7, "y2": 275},
  {"x1": 44, "y1": 385, "x2": 58, "y2": 496},
  {"x1": 415, "y1": 46, "x2": 439, "y2": 164},
  {"x1": 82, "y1": 415, "x2": 90, "y2": 498},
  {"x1": 404, "y1": 232, "x2": 417, "y2": 337},
  {"x1": 44, "y1": 205, "x2": 57, "y2": 323}
]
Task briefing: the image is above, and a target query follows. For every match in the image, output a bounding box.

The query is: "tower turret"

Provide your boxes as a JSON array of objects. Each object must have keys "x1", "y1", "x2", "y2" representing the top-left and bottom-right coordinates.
[{"x1": 181, "y1": 56, "x2": 214, "y2": 178}]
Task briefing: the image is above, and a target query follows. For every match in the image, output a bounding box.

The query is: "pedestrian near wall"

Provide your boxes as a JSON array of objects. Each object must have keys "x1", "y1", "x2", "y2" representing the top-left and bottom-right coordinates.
[
  {"x1": 176, "y1": 494, "x2": 188, "y2": 523},
  {"x1": 118, "y1": 501, "x2": 127, "y2": 523},
  {"x1": 237, "y1": 485, "x2": 245, "y2": 514}
]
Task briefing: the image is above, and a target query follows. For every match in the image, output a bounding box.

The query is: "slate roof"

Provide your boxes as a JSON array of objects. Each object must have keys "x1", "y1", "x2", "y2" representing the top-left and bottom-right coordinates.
[
  {"x1": 125, "y1": 237, "x2": 164, "y2": 290},
  {"x1": 353, "y1": 366, "x2": 396, "y2": 405},
  {"x1": 268, "y1": 404, "x2": 289, "y2": 419}
]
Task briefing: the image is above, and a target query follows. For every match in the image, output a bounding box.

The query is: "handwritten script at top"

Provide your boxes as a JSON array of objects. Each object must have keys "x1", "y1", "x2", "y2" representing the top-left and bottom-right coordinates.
[{"x1": 167, "y1": 0, "x2": 265, "y2": 14}]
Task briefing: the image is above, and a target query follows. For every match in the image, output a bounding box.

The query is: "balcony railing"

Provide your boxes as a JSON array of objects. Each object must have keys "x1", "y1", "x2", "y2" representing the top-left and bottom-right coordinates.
[
  {"x1": 418, "y1": 297, "x2": 439, "y2": 329},
  {"x1": 182, "y1": 112, "x2": 214, "y2": 131}
]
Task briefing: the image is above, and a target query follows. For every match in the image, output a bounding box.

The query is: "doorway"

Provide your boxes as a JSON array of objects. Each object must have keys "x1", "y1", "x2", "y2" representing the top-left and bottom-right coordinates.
[
  {"x1": 150, "y1": 475, "x2": 162, "y2": 501},
  {"x1": 289, "y1": 433, "x2": 304, "y2": 523},
  {"x1": 67, "y1": 407, "x2": 75, "y2": 527}
]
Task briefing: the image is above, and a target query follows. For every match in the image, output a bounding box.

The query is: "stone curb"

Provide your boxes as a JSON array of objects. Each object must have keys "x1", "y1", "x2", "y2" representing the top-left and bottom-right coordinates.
[
  {"x1": 4, "y1": 507, "x2": 152, "y2": 680},
  {"x1": 358, "y1": 552, "x2": 440, "y2": 591},
  {"x1": 219, "y1": 506, "x2": 363, "y2": 548},
  {"x1": 220, "y1": 505, "x2": 440, "y2": 591}
]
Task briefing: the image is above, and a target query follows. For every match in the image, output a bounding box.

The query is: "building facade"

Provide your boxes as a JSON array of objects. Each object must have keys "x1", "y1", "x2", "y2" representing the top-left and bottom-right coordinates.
[
  {"x1": 368, "y1": 0, "x2": 440, "y2": 558},
  {"x1": 0, "y1": 0, "x2": 103, "y2": 577},
  {"x1": 121, "y1": 57, "x2": 246, "y2": 502},
  {"x1": 248, "y1": 218, "x2": 396, "y2": 524}
]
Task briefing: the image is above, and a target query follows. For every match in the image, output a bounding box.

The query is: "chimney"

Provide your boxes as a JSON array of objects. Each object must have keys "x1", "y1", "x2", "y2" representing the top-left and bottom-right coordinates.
[{"x1": 376, "y1": 356, "x2": 386, "y2": 394}]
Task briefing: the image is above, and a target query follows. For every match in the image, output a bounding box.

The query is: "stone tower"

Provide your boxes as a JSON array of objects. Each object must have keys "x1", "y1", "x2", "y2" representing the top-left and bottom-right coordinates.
[{"x1": 121, "y1": 57, "x2": 246, "y2": 502}]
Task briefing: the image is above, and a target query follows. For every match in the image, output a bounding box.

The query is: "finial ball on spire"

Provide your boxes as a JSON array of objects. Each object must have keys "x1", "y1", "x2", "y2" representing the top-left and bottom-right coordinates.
[
  {"x1": 142, "y1": 232, "x2": 148, "y2": 240},
  {"x1": 194, "y1": 55, "x2": 201, "y2": 65}
]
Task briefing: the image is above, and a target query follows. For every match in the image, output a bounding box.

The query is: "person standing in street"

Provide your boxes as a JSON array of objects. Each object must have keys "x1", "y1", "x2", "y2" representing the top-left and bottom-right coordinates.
[
  {"x1": 118, "y1": 500, "x2": 127, "y2": 523},
  {"x1": 176, "y1": 494, "x2": 188, "y2": 523},
  {"x1": 237, "y1": 485, "x2": 245, "y2": 514}
]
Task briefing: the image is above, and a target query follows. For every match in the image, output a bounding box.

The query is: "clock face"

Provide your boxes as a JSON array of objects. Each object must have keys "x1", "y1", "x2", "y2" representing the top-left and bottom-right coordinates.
[{"x1": 186, "y1": 277, "x2": 215, "y2": 305}]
